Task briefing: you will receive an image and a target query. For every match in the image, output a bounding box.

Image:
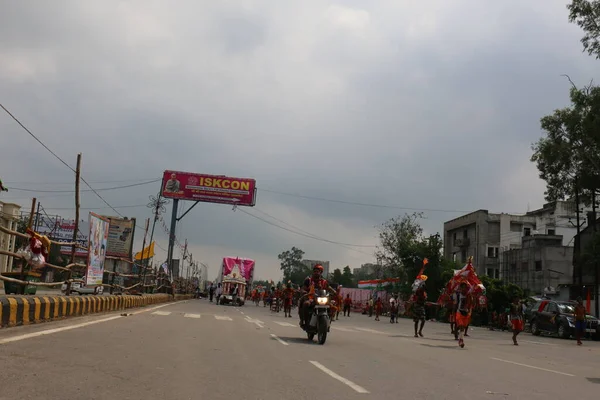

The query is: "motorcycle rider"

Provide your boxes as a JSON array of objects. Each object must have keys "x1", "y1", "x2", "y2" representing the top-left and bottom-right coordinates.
[{"x1": 298, "y1": 264, "x2": 336, "y2": 328}]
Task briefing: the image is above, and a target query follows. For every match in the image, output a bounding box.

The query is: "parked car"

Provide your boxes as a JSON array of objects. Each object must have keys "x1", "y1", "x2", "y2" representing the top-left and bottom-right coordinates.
[
  {"x1": 529, "y1": 300, "x2": 599, "y2": 340},
  {"x1": 61, "y1": 282, "x2": 104, "y2": 295}
]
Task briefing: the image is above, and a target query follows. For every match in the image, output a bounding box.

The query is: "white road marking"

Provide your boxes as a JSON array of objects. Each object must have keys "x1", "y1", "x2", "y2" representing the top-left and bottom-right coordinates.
[
  {"x1": 184, "y1": 313, "x2": 201, "y2": 319},
  {"x1": 0, "y1": 302, "x2": 181, "y2": 345},
  {"x1": 309, "y1": 361, "x2": 369, "y2": 394},
  {"x1": 274, "y1": 321, "x2": 295, "y2": 327},
  {"x1": 215, "y1": 315, "x2": 233, "y2": 321},
  {"x1": 240, "y1": 312, "x2": 245, "y2": 315},
  {"x1": 332, "y1": 326, "x2": 356, "y2": 332},
  {"x1": 152, "y1": 311, "x2": 172, "y2": 316},
  {"x1": 245, "y1": 316, "x2": 264, "y2": 328},
  {"x1": 521, "y1": 340, "x2": 556, "y2": 346},
  {"x1": 353, "y1": 327, "x2": 385, "y2": 334},
  {"x1": 490, "y1": 358, "x2": 575, "y2": 377},
  {"x1": 270, "y1": 334, "x2": 289, "y2": 345}
]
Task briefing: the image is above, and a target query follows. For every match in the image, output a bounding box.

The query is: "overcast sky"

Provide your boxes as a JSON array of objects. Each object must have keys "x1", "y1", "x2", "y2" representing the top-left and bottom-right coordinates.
[{"x1": 1, "y1": 1, "x2": 598, "y2": 281}]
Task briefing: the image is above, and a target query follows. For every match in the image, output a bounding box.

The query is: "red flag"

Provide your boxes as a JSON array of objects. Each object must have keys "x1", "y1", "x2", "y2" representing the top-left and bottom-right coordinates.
[
  {"x1": 587, "y1": 288, "x2": 591, "y2": 314},
  {"x1": 416, "y1": 258, "x2": 429, "y2": 278}
]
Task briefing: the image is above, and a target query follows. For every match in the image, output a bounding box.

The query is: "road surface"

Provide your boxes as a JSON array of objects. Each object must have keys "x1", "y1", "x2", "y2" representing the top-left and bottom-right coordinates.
[{"x1": 0, "y1": 299, "x2": 598, "y2": 399}]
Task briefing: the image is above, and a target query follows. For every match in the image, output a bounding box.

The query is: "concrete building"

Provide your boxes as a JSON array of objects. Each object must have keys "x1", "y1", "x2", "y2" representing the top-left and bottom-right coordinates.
[
  {"x1": 0, "y1": 201, "x2": 22, "y2": 273},
  {"x1": 501, "y1": 234, "x2": 573, "y2": 295},
  {"x1": 353, "y1": 263, "x2": 377, "y2": 278},
  {"x1": 301, "y1": 259, "x2": 330, "y2": 278},
  {"x1": 572, "y1": 215, "x2": 599, "y2": 316},
  {"x1": 525, "y1": 200, "x2": 584, "y2": 246},
  {"x1": 444, "y1": 210, "x2": 536, "y2": 277}
]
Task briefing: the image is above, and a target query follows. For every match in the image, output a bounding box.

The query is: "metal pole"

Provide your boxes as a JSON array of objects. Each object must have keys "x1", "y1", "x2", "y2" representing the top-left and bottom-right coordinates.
[
  {"x1": 110, "y1": 258, "x2": 117, "y2": 295},
  {"x1": 575, "y1": 176, "x2": 582, "y2": 296},
  {"x1": 167, "y1": 199, "x2": 179, "y2": 282},
  {"x1": 138, "y1": 218, "x2": 150, "y2": 286},
  {"x1": 593, "y1": 191, "x2": 599, "y2": 317},
  {"x1": 34, "y1": 202, "x2": 41, "y2": 231}
]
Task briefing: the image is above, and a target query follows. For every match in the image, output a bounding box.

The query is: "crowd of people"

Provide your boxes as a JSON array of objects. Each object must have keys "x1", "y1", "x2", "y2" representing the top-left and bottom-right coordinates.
[{"x1": 201, "y1": 259, "x2": 591, "y2": 348}]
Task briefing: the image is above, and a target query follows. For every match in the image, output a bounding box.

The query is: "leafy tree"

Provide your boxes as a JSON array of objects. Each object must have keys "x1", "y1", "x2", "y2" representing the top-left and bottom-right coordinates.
[
  {"x1": 277, "y1": 247, "x2": 311, "y2": 284},
  {"x1": 531, "y1": 82, "x2": 600, "y2": 203},
  {"x1": 375, "y1": 212, "x2": 456, "y2": 300},
  {"x1": 480, "y1": 276, "x2": 523, "y2": 313},
  {"x1": 568, "y1": 0, "x2": 600, "y2": 59},
  {"x1": 342, "y1": 266, "x2": 356, "y2": 287},
  {"x1": 330, "y1": 268, "x2": 343, "y2": 284},
  {"x1": 376, "y1": 212, "x2": 425, "y2": 280}
]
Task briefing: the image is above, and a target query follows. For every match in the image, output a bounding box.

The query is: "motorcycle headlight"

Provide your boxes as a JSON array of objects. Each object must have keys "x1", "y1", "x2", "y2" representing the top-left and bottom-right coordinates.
[{"x1": 317, "y1": 297, "x2": 329, "y2": 305}]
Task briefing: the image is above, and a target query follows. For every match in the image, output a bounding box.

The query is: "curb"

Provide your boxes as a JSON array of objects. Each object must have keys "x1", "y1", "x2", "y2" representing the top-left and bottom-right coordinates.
[{"x1": 0, "y1": 293, "x2": 193, "y2": 328}]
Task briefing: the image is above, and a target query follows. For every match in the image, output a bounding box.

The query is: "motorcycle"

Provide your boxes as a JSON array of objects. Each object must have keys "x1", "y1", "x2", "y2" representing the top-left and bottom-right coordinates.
[{"x1": 302, "y1": 289, "x2": 331, "y2": 345}]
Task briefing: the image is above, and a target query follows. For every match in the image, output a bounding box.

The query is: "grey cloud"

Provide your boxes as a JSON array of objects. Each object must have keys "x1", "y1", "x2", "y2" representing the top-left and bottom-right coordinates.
[{"x1": 1, "y1": 1, "x2": 600, "y2": 279}]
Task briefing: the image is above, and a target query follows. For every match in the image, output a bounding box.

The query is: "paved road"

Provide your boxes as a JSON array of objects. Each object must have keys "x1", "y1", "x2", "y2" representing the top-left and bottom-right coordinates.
[{"x1": 0, "y1": 299, "x2": 598, "y2": 399}]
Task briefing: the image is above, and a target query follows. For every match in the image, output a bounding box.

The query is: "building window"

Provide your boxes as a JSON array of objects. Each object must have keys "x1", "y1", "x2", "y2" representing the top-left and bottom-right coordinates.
[
  {"x1": 535, "y1": 260, "x2": 542, "y2": 271},
  {"x1": 463, "y1": 229, "x2": 468, "y2": 238},
  {"x1": 548, "y1": 229, "x2": 555, "y2": 235},
  {"x1": 522, "y1": 261, "x2": 528, "y2": 272},
  {"x1": 453, "y1": 232, "x2": 457, "y2": 241},
  {"x1": 487, "y1": 247, "x2": 498, "y2": 258},
  {"x1": 486, "y1": 268, "x2": 500, "y2": 279},
  {"x1": 524, "y1": 227, "x2": 531, "y2": 236}
]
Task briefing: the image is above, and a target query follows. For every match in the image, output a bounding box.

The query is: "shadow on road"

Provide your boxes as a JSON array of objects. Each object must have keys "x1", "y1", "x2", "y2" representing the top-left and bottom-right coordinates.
[
  {"x1": 275, "y1": 336, "x2": 320, "y2": 346},
  {"x1": 419, "y1": 343, "x2": 458, "y2": 350}
]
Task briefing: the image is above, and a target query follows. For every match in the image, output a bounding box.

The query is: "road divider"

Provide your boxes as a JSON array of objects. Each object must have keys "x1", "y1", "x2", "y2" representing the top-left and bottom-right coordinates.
[{"x1": 0, "y1": 293, "x2": 193, "y2": 328}]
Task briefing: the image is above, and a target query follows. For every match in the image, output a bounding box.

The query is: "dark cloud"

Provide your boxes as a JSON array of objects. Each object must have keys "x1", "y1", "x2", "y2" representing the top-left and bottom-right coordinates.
[{"x1": 1, "y1": 1, "x2": 599, "y2": 280}]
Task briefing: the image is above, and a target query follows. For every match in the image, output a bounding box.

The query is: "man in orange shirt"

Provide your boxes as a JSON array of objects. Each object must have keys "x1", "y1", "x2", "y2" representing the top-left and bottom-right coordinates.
[{"x1": 283, "y1": 282, "x2": 295, "y2": 318}]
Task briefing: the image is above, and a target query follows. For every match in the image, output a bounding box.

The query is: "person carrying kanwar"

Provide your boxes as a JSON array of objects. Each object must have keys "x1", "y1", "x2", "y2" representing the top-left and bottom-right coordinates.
[{"x1": 455, "y1": 282, "x2": 474, "y2": 348}]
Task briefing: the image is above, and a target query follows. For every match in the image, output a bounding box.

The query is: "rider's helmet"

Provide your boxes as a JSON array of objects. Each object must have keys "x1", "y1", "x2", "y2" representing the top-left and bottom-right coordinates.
[{"x1": 313, "y1": 264, "x2": 324, "y2": 273}]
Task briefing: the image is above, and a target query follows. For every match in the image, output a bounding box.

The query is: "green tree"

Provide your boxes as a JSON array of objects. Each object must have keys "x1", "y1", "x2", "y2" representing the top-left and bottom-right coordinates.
[
  {"x1": 331, "y1": 268, "x2": 343, "y2": 284},
  {"x1": 342, "y1": 266, "x2": 356, "y2": 287},
  {"x1": 376, "y1": 212, "x2": 424, "y2": 280},
  {"x1": 480, "y1": 276, "x2": 523, "y2": 313},
  {"x1": 277, "y1": 247, "x2": 311, "y2": 284},
  {"x1": 568, "y1": 0, "x2": 600, "y2": 59},
  {"x1": 376, "y1": 212, "x2": 456, "y2": 299},
  {"x1": 531, "y1": 82, "x2": 600, "y2": 203}
]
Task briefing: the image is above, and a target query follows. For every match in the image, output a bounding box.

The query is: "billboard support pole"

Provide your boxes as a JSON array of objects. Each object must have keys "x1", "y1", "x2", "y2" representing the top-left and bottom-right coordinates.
[
  {"x1": 167, "y1": 199, "x2": 179, "y2": 283},
  {"x1": 176, "y1": 201, "x2": 199, "y2": 222}
]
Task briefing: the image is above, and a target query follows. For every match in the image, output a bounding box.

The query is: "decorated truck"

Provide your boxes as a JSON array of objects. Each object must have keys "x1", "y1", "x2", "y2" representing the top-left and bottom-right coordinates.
[{"x1": 218, "y1": 257, "x2": 255, "y2": 306}]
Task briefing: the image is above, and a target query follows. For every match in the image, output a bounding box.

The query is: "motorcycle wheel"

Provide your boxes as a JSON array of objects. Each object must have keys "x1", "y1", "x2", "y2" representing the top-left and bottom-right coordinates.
[{"x1": 317, "y1": 315, "x2": 328, "y2": 345}]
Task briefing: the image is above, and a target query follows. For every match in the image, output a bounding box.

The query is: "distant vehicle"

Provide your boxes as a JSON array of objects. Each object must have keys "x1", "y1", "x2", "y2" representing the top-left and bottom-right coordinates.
[
  {"x1": 529, "y1": 300, "x2": 599, "y2": 340},
  {"x1": 61, "y1": 281, "x2": 104, "y2": 295}
]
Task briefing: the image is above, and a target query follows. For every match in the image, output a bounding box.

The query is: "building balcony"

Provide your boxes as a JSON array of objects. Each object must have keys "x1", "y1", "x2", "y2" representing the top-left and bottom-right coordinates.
[{"x1": 454, "y1": 238, "x2": 470, "y2": 248}]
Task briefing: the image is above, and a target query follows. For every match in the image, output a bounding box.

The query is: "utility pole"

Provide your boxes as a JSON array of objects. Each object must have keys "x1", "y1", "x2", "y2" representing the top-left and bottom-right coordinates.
[{"x1": 66, "y1": 153, "x2": 82, "y2": 296}]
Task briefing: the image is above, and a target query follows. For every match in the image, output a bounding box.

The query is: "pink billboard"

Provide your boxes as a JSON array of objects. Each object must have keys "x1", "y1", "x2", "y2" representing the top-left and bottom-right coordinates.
[
  {"x1": 161, "y1": 170, "x2": 256, "y2": 206},
  {"x1": 222, "y1": 257, "x2": 255, "y2": 281}
]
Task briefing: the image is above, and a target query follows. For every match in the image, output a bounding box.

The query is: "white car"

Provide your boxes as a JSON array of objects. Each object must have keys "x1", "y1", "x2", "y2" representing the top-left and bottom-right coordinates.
[{"x1": 61, "y1": 282, "x2": 104, "y2": 295}]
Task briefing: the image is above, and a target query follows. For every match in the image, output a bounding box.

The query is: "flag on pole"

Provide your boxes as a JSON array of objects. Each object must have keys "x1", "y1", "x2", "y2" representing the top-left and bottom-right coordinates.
[{"x1": 134, "y1": 241, "x2": 155, "y2": 260}]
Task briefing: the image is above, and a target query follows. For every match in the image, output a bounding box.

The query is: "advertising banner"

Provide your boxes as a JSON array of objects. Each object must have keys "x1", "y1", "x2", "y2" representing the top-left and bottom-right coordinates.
[
  {"x1": 102, "y1": 216, "x2": 136, "y2": 259},
  {"x1": 36, "y1": 215, "x2": 89, "y2": 257},
  {"x1": 222, "y1": 257, "x2": 255, "y2": 281},
  {"x1": 161, "y1": 170, "x2": 256, "y2": 206},
  {"x1": 86, "y1": 213, "x2": 110, "y2": 285}
]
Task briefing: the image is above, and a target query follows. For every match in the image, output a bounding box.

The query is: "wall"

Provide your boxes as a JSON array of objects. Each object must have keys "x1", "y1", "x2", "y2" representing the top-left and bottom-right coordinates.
[{"x1": 0, "y1": 202, "x2": 21, "y2": 274}]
